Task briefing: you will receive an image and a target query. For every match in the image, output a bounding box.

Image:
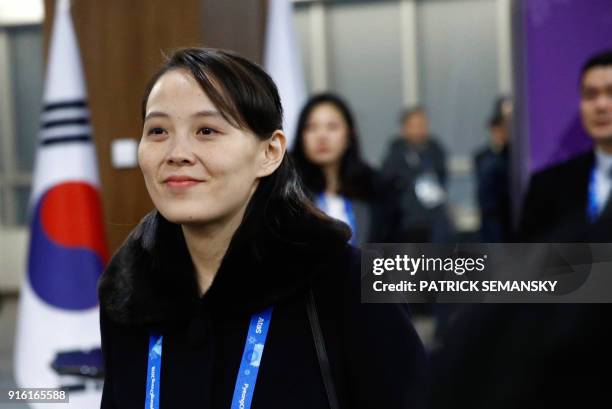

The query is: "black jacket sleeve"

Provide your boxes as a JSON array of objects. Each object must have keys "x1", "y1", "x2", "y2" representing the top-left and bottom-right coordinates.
[{"x1": 343, "y1": 249, "x2": 428, "y2": 409}]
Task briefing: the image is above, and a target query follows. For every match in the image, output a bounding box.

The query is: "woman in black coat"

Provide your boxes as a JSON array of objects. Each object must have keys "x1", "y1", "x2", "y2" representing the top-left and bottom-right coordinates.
[{"x1": 98, "y1": 48, "x2": 426, "y2": 409}]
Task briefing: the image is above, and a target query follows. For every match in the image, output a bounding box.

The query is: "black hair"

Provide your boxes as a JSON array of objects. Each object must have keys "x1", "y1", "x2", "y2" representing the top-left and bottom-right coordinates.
[
  {"x1": 291, "y1": 93, "x2": 376, "y2": 201},
  {"x1": 492, "y1": 96, "x2": 511, "y2": 118},
  {"x1": 488, "y1": 96, "x2": 511, "y2": 128},
  {"x1": 580, "y1": 50, "x2": 612, "y2": 85},
  {"x1": 488, "y1": 114, "x2": 504, "y2": 128},
  {"x1": 140, "y1": 48, "x2": 350, "y2": 260},
  {"x1": 399, "y1": 106, "x2": 426, "y2": 125}
]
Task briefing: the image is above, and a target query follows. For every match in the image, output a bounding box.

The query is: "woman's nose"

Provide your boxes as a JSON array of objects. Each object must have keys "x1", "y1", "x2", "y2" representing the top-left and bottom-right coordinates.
[
  {"x1": 166, "y1": 136, "x2": 195, "y2": 165},
  {"x1": 315, "y1": 130, "x2": 329, "y2": 142}
]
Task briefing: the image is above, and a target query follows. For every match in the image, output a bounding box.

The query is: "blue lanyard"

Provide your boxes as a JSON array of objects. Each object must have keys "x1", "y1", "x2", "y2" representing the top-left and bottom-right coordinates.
[
  {"x1": 145, "y1": 333, "x2": 162, "y2": 409},
  {"x1": 316, "y1": 193, "x2": 358, "y2": 245},
  {"x1": 587, "y1": 166, "x2": 598, "y2": 222},
  {"x1": 144, "y1": 307, "x2": 273, "y2": 409}
]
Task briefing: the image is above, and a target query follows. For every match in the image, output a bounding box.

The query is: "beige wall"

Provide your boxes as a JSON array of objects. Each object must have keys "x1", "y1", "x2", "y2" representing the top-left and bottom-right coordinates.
[{"x1": 0, "y1": 229, "x2": 28, "y2": 292}]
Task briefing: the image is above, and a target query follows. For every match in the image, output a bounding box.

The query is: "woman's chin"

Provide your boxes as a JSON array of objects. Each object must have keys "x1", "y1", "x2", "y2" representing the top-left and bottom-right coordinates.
[{"x1": 157, "y1": 209, "x2": 215, "y2": 226}]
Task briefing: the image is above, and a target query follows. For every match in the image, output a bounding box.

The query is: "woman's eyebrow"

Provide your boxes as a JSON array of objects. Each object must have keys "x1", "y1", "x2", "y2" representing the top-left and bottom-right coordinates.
[
  {"x1": 144, "y1": 111, "x2": 169, "y2": 121},
  {"x1": 192, "y1": 110, "x2": 222, "y2": 118},
  {"x1": 144, "y1": 110, "x2": 222, "y2": 121}
]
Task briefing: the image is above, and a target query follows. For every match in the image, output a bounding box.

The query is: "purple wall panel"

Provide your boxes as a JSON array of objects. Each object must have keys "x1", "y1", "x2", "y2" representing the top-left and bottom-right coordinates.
[{"x1": 523, "y1": 0, "x2": 612, "y2": 173}]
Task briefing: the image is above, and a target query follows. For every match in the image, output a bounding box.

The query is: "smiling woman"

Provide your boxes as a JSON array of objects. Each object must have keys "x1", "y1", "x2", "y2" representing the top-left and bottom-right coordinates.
[
  {"x1": 97, "y1": 48, "x2": 426, "y2": 409},
  {"x1": 138, "y1": 68, "x2": 280, "y2": 293}
]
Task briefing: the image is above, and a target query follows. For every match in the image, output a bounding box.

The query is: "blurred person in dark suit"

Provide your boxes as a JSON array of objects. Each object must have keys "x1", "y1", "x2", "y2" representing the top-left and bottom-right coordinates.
[
  {"x1": 519, "y1": 51, "x2": 612, "y2": 241},
  {"x1": 425, "y1": 50, "x2": 612, "y2": 409},
  {"x1": 474, "y1": 97, "x2": 512, "y2": 242},
  {"x1": 292, "y1": 93, "x2": 392, "y2": 245},
  {"x1": 381, "y1": 107, "x2": 453, "y2": 242}
]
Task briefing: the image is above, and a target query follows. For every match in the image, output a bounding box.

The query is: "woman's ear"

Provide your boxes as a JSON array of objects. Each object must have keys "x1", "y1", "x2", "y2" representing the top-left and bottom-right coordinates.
[{"x1": 257, "y1": 130, "x2": 286, "y2": 177}]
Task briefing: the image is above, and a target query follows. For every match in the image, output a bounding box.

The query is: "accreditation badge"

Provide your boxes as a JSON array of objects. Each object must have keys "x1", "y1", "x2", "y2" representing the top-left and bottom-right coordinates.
[{"x1": 414, "y1": 172, "x2": 446, "y2": 208}]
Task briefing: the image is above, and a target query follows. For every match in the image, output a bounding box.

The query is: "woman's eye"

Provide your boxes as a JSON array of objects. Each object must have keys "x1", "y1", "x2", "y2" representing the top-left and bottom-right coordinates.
[
  {"x1": 148, "y1": 127, "x2": 166, "y2": 136},
  {"x1": 198, "y1": 127, "x2": 217, "y2": 136}
]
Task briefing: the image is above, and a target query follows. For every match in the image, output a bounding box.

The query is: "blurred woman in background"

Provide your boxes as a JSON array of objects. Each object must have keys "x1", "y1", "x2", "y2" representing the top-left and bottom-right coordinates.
[{"x1": 292, "y1": 93, "x2": 390, "y2": 245}]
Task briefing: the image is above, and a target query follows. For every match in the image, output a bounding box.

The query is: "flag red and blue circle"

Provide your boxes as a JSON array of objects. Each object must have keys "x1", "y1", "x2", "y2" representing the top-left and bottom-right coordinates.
[{"x1": 28, "y1": 181, "x2": 108, "y2": 310}]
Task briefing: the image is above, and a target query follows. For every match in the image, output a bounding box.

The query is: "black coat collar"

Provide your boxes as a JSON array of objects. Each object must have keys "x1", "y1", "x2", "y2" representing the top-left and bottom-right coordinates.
[{"x1": 98, "y1": 210, "x2": 348, "y2": 330}]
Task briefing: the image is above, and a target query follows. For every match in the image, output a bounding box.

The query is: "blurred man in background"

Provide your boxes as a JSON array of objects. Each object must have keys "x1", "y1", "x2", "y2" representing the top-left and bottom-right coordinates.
[
  {"x1": 519, "y1": 50, "x2": 612, "y2": 241},
  {"x1": 381, "y1": 107, "x2": 453, "y2": 243},
  {"x1": 427, "y1": 50, "x2": 612, "y2": 409},
  {"x1": 474, "y1": 96, "x2": 513, "y2": 242}
]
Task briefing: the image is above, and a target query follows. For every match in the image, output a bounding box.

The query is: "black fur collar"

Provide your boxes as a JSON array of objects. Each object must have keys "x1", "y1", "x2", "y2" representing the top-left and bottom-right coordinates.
[{"x1": 98, "y1": 210, "x2": 348, "y2": 330}]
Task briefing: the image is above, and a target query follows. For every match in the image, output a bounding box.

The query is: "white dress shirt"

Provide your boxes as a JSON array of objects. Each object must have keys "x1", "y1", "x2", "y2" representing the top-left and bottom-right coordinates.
[{"x1": 594, "y1": 148, "x2": 612, "y2": 213}]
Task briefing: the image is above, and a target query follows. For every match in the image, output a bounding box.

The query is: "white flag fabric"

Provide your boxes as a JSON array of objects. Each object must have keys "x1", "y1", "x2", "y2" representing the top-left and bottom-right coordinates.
[
  {"x1": 14, "y1": 0, "x2": 107, "y2": 407},
  {"x1": 264, "y1": 0, "x2": 307, "y2": 148}
]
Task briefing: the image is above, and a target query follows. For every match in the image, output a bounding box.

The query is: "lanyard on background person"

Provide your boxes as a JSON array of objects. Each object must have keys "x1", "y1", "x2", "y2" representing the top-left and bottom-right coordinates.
[
  {"x1": 343, "y1": 198, "x2": 358, "y2": 246},
  {"x1": 144, "y1": 307, "x2": 273, "y2": 409},
  {"x1": 316, "y1": 193, "x2": 358, "y2": 245},
  {"x1": 587, "y1": 166, "x2": 599, "y2": 222}
]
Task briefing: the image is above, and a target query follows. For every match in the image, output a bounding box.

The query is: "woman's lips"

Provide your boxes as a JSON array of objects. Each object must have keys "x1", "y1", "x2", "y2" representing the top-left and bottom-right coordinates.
[
  {"x1": 163, "y1": 176, "x2": 204, "y2": 189},
  {"x1": 166, "y1": 180, "x2": 201, "y2": 188}
]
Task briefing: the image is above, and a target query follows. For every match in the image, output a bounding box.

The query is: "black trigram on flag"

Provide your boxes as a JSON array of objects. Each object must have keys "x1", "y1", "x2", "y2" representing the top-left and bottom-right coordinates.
[{"x1": 40, "y1": 99, "x2": 92, "y2": 146}]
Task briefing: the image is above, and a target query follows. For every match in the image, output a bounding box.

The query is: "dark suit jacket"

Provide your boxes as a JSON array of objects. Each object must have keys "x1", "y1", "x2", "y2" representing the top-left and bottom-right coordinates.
[
  {"x1": 519, "y1": 150, "x2": 612, "y2": 242},
  {"x1": 381, "y1": 138, "x2": 452, "y2": 242},
  {"x1": 426, "y1": 150, "x2": 612, "y2": 409},
  {"x1": 474, "y1": 145, "x2": 511, "y2": 242}
]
